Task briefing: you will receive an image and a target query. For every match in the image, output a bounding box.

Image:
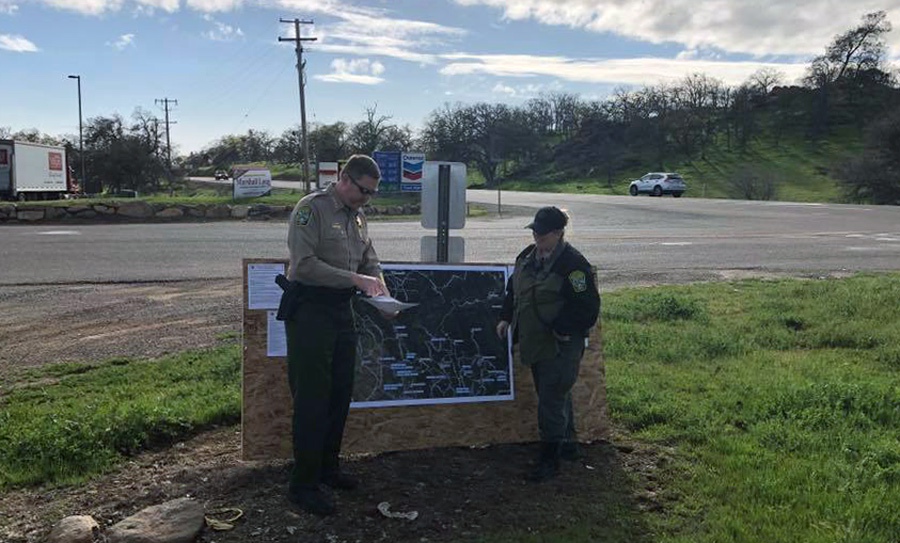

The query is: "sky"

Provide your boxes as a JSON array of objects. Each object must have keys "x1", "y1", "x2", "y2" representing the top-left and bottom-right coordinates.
[{"x1": 1, "y1": 0, "x2": 899, "y2": 155}]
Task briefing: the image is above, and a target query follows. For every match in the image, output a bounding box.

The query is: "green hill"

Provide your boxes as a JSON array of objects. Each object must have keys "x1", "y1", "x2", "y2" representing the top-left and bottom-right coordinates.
[{"x1": 497, "y1": 128, "x2": 865, "y2": 203}]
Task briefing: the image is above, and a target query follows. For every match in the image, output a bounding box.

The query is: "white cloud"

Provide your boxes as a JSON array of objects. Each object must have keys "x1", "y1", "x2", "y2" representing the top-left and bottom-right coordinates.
[
  {"x1": 0, "y1": 33, "x2": 38, "y2": 52},
  {"x1": 186, "y1": 0, "x2": 244, "y2": 11},
  {"x1": 491, "y1": 81, "x2": 562, "y2": 97},
  {"x1": 107, "y1": 33, "x2": 135, "y2": 50},
  {"x1": 315, "y1": 57, "x2": 386, "y2": 85},
  {"x1": 452, "y1": 0, "x2": 900, "y2": 57},
  {"x1": 277, "y1": 0, "x2": 466, "y2": 65},
  {"x1": 441, "y1": 53, "x2": 809, "y2": 87},
  {"x1": 0, "y1": 1, "x2": 18, "y2": 15},
  {"x1": 202, "y1": 15, "x2": 243, "y2": 41},
  {"x1": 36, "y1": 0, "x2": 178, "y2": 15}
]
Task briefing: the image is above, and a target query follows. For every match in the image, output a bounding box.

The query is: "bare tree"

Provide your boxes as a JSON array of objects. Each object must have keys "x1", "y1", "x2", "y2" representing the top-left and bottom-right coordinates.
[
  {"x1": 747, "y1": 68, "x2": 785, "y2": 96},
  {"x1": 347, "y1": 104, "x2": 394, "y2": 155},
  {"x1": 728, "y1": 164, "x2": 779, "y2": 200}
]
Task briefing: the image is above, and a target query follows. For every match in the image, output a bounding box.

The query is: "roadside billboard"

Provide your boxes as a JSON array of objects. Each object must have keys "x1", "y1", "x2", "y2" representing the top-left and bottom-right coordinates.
[
  {"x1": 373, "y1": 150, "x2": 401, "y2": 192},
  {"x1": 317, "y1": 162, "x2": 338, "y2": 189},
  {"x1": 232, "y1": 167, "x2": 272, "y2": 199},
  {"x1": 401, "y1": 152, "x2": 425, "y2": 192}
]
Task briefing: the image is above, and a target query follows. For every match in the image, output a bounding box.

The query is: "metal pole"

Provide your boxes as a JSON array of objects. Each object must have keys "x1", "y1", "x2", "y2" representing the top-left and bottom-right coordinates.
[
  {"x1": 437, "y1": 164, "x2": 450, "y2": 263},
  {"x1": 77, "y1": 78, "x2": 85, "y2": 194},
  {"x1": 68, "y1": 75, "x2": 86, "y2": 193}
]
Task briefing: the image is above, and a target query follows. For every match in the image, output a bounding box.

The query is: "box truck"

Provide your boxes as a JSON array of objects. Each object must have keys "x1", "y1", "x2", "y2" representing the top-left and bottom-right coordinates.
[{"x1": 0, "y1": 140, "x2": 76, "y2": 201}]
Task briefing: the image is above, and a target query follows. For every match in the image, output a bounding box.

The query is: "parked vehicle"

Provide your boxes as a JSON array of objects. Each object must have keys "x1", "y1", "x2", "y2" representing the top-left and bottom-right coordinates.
[
  {"x1": 629, "y1": 172, "x2": 686, "y2": 197},
  {"x1": 0, "y1": 140, "x2": 76, "y2": 201},
  {"x1": 214, "y1": 169, "x2": 229, "y2": 180}
]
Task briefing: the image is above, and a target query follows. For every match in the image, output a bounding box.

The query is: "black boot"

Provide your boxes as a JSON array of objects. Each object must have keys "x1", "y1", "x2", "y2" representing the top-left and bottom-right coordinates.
[
  {"x1": 288, "y1": 486, "x2": 335, "y2": 516},
  {"x1": 321, "y1": 469, "x2": 359, "y2": 490},
  {"x1": 526, "y1": 442, "x2": 560, "y2": 482},
  {"x1": 560, "y1": 441, "x2": 581, "y2": 461}
]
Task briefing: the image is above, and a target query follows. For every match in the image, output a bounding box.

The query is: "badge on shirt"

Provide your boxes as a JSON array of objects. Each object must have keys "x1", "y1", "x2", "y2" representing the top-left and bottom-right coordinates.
[
  {"x1": 355, "y1": 215, "x2": 364, "y2": 236},
  {"x1": 568, "y1": 270, "x2": 587, "y2": 293},
  {"x1": 296, "y1": 205, "x2": 312, "y2": 226}
]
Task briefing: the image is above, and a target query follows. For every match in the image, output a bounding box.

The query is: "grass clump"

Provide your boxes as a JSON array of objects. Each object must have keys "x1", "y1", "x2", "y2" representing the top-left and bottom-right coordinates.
[
  {"x1": 0, "y1": 345, "x2": 240, "y2": 488},
  {"x1": 604, "y1": 273, "x2": 900, "y2": 543}
]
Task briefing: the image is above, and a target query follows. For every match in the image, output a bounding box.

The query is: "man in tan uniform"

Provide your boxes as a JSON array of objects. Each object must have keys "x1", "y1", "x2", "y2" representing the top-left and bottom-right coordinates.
[{"x1": 280, "y1": 154, "x2": 388, "y2": 516}]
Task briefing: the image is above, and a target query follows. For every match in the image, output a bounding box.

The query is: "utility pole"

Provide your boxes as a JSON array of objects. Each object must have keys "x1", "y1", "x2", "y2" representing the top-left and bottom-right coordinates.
[
  {"x1": 67, "y1": 75, "x2": 87, "y2": 194},
  {"x1": 279, "y1": 18, "x2": 316, "y2": 193},
  {"x1": 155, "y1": 98, "x2": 178, "y2": 171}
]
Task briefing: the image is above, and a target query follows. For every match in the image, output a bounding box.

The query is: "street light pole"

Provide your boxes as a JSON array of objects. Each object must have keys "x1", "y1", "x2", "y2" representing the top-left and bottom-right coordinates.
[{"x1": 67, "y1": 75, "x2": 86, "y2": 194}]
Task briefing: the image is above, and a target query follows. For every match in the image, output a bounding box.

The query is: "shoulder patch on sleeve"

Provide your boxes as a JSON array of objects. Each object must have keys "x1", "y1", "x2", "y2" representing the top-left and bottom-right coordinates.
[
  {"x1": 568, "y1": 270, "x2": 587, "y2": 293},
  {"x1": 295, "y1": 205, "x2": 312, "y2": 226}
]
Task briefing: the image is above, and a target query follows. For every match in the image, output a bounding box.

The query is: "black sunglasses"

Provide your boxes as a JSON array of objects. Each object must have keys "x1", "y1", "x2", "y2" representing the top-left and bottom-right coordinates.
[{"x1": 346, "y1": 172, "x2": 378, "y2": 196}]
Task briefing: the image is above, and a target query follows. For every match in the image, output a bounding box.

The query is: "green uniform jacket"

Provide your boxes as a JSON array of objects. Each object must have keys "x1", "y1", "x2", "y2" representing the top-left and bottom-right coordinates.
[
  {"x1": 500, "y1": 241, "x2": 600, "y2": 365},
  {"x1": 286, "y1": 184, "x2": 381, "y2": 287}
]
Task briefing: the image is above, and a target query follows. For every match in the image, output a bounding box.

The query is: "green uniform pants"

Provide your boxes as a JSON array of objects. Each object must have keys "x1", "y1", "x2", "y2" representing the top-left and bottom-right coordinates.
[
  {"x1": 284, "y1": 300, "x2": 356, "y2": 492},
  {"x1": 530, "y1": 334, "x2": 584, "y2": 443}
]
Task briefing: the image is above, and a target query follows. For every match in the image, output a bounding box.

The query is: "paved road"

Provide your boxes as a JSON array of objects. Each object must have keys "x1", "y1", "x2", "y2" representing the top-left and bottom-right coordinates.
[{"x1": 1, "y1": 190, "x2": 898, "y2": 286}]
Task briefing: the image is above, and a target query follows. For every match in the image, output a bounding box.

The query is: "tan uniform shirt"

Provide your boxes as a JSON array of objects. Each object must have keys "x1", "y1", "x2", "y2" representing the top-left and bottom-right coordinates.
[{"x1": 287, "y1": 185, "x2": 381, "y2": 288}]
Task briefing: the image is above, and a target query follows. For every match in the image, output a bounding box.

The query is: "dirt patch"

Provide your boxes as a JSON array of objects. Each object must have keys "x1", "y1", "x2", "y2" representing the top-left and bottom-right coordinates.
[
  {"x1": 0, "y1": 426, "x2": 659, "y2": 543},
  {"x1": 0, "y1": 280, "x2": 241, "y2": 381}
]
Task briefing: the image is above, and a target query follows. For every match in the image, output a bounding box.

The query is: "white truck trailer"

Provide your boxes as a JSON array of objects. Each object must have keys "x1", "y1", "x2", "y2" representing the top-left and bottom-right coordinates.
[{"x1": 0, "y1": 140, "x2": 74, "y2": 201}]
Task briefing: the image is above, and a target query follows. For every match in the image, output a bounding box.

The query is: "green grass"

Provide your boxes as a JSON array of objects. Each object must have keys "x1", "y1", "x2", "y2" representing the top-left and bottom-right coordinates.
[
  {"x1": 495, "y1": 128, "x2": 861, "y2": 202},
  {"x1": 3, "y1": 274, "x2": 899, "y2": 543},
  {"x1": 0, "y1": 346, "x2": 241, "y2": 488},
  {"x1": 603, "y1": 274, "x2": 900, "y2": 543},
  {"x1": 32, "y1": 181, "x2": 422, "y2": 209}
]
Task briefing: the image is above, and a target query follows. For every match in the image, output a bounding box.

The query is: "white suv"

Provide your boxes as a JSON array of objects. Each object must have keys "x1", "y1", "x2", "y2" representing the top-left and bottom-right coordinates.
[{"x1": 629, "y1": 172, "x2": 686, "y2": 197}]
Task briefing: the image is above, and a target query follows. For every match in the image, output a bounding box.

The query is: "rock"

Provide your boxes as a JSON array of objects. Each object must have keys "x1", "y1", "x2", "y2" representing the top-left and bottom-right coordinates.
[
  {"x1": 16, "y1": 210, "x2": 45, "y2": 221},
  {"x1": 46, "y1": 515, "x2": 99, "y2": 543},
  {"x1": 67, "y1": 205, "x2": 92, "y2": 215},
  {"x1": 0, "y1": 204, "x2": 14, "y2": 217},
  {"x1": 93, "y1": 204, "x2": 117, "y2": 215},
  {"x1": 248, "y1": 204, "x2": 273, "y2": 216},
  {"x1": 74, "y1": 210, "x2": 98, "y2": 219},
  {"x1": 118, "y1": 201, "x2": 154, "y2": 218},
  {"x1": 186, "y1": 207, "x2": 205, "y2": 218},
  {"x1": 205, "y1": 205, "x2": 230, "y2": 219},
  {"x1": 155, "y1": 207, "x2": 184, "y2": 218},
  {"x1": 44, "y1": 207, "x2": 67, "y2": 220},
  {"x1": 231, "y1": 205, "x2": 249, "y2": 219},
  {"x1": 107, "y1": 498, "x2": 204, "y2": 543}
]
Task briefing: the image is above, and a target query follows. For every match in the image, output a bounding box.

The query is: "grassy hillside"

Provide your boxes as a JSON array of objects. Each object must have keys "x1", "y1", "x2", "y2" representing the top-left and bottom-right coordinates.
[{"x1": 499, "y1": 128, "x2": 863, "y2": 203}]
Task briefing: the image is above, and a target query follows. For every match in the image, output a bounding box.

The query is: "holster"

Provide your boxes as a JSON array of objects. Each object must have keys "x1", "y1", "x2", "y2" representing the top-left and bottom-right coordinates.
[{"x1": 275, "y1": 273, "x2": 304, "y2": 322}]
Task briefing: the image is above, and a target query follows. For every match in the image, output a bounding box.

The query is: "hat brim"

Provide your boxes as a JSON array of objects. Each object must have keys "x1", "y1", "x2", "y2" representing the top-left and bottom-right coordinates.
[{"x1": 525, "y1": 222, "x2": 552, "y2": 235}]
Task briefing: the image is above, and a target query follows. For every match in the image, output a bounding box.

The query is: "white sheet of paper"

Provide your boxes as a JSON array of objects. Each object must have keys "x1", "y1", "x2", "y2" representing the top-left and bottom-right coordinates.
[
  {"x1": 248, "y1": 263, "x2": 285, "y2": 310},
  {"x1": 362, "y1": 295, "x2": 419, "y2": 314},
  {"x1": 266, "y1": 310, "x2": 287, "y2": 357}
]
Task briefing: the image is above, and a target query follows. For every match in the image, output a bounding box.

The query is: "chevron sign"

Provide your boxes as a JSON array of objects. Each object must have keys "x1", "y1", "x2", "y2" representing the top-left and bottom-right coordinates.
[{"x1": 401, "y1": 152, "x2": 425, "y2": 192}]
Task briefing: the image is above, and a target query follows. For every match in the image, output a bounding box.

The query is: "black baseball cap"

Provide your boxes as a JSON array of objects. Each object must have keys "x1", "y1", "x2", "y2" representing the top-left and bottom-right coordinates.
[{"x1": 526, "y1": 206, "x2": 568, "y2": 235}]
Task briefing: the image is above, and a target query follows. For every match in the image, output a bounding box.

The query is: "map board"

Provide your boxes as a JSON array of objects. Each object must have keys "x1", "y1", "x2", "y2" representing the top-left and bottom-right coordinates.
[
  {"x1": 352, "y1": 264, "x2": 512, "y2": 407},
  {"x1": 241, "y1": 258, "x2": 608, "y2": 460}
]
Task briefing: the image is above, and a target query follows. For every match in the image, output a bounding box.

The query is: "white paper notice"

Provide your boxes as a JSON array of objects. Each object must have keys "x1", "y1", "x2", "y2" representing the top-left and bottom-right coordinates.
[
  {"x1": 361, "y1": 295, "x2": 419, "y2": 314},
  {"x1": 267, "y1": 311, "x2": 287, "y2": 357},
  {"x1": 248, "y1": 262, "x2": 285, "y2": 310}
]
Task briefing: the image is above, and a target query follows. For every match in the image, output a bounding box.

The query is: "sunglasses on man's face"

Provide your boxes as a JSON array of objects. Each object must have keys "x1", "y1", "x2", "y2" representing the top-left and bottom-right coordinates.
[{"x1": 346, "y1": 173, "x2": 378, "y2": 196}]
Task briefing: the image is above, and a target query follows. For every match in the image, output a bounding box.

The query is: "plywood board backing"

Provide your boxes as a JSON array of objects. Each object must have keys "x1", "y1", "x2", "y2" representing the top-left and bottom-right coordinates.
[{"x1": 242, "y1": 258, "x2": 608, "y2": 461}]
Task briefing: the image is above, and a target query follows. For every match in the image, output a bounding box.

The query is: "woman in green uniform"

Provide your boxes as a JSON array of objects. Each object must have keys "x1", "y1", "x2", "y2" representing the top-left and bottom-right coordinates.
[{"x1": 496, "y1": 206, "x2": 601, "y2": 482}]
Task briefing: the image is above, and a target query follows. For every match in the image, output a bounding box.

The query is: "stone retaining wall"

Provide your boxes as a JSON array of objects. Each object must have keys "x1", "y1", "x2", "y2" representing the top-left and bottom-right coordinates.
[{"x1": 0, "y1": 201, "x2": 420, "y2": 224}]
